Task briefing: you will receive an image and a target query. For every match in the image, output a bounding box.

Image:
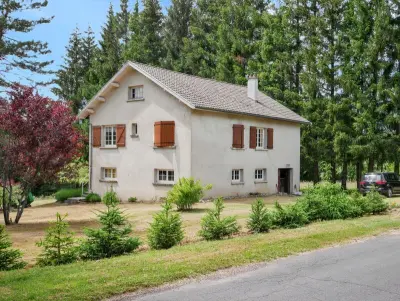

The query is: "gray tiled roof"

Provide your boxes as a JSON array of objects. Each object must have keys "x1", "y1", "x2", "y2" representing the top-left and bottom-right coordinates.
[{"x1": 130, "y1": 61, "x2": 309, "y2": 124}]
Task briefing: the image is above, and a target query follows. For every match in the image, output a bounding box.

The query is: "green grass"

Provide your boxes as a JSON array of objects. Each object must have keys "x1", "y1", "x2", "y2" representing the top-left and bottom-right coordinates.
[{"x1": 1, "y1": 214, "x2": 400, "y2": 301}]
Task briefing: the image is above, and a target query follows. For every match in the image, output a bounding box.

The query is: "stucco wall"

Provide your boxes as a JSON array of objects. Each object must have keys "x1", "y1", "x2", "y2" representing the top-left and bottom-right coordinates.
[
  {"x1": 90, "y1": 69, "x2": 192, "y2": 201},
  {"x1": 191, "y1": 110, "x2": 301, "y2": 198}
]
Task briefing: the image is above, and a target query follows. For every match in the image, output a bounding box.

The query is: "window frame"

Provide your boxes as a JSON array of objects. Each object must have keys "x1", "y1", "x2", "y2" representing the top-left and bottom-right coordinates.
[
  {"x1": 102, "y1": 167, "x2": 117, "y2": 181},
  {"x1": 131, "y1": 123, "x2": 138, "y2": 137},
  {"x1": 157, "y1": 169, "x2": 175, "y2": 184},
  {"x1": 256, "y1": 127, "x2": 265, "y2": 149},
  {"x1": 231, "y1": 169, "x2": 243, "y2": 183},
  {"x1": 103, "y1": 125, "x2": 117, "y2": 147},
  {"x1": 255, "y1": 168, "x2": 267, "y2": 182},
  {"x1": 129, "y1": 85, "x2": 144, "y2": 100}
]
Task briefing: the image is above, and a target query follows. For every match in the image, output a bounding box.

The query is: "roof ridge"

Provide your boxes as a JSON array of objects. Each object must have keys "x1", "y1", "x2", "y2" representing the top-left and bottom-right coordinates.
[{"x1": 128, "y1": 60, "x2": 248, "y2": 90}]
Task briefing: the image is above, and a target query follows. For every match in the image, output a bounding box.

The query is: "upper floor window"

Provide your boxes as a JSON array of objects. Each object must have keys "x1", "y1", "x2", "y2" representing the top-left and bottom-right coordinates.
[
  {"x1": 104, "y1": 126, "x2": 116, "y2": 146},
  {"x1": 129, "y1": 86, "x2": 144, "y2": 100},
  {"x1": 131, "y1": 123, "x2": 138, "y2": 137},
  {"x1": 154, "y1": 121, "x2": 175, "y2": 148},
  {"x1": 256, "y1": 128, "x2": 265, "y2": 149}
]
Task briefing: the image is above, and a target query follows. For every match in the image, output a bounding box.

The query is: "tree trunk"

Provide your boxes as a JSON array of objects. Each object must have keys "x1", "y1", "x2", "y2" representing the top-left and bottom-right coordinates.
[
  {"x1": 395, "y1": 161, "x2": 399, "y2": 175},
  {"x1": 331, "y1": 158, "x2": 336, "y2": 183},
  {"x1": 341, "y1": 158, "x2": 348, "y2": 190},
  {"x1": 2, "y1": 184, "x2": 10, "y2": 225},
  {"x1": 368, "y1": 157, "x2": 374, "y2": 172},
  {"x1": 313, "y1": 161, "x2": 320, "y2": 185},
  {"x1": 356, "y1": 161, "x2": 362, "y2": 189},
  {"x1": 15, "y1": 199, "x2": 26, "y2": 224}
]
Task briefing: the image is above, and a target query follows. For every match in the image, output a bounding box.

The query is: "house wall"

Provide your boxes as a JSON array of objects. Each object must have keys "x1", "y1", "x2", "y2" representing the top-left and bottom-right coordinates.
[
  {"x1": 90, "y1": 69, "x2": 192, "y2": 201},
  {"x1": 191, "y1": 110, "x2": 301, "y2": 198}
]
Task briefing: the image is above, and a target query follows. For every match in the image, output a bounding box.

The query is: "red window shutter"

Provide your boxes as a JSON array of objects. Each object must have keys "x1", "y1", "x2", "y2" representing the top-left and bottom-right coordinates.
[
  {"x1": 267, "y1": 128, "x2": 274, "y2": 149},
  {"x1": 154, "y1": 121, "x2": 175, "y2": 147},
  {"x1": 92, "y1": 126, "x2": 101, "y2": 147},
  {"x1": 116, "y1": 124, "x2": 126, "y2": 147},
  {"x1": 232, "y1": 124, "x2": 244, "y2": 148},
  {"x1": 249, "y1": 126, "x2": 257, "y2": 149}
]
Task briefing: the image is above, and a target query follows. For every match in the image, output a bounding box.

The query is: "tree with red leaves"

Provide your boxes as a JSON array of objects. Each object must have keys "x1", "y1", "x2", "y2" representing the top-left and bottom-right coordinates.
[{"x1": 0, "y1": 85, "x2": 83, "y2": 225}]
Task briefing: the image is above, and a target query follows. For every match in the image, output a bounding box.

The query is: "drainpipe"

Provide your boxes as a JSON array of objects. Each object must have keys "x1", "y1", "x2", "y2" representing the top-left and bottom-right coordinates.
[{"x1": 89, "y1": 120, "x2": 93, "y2": 192}]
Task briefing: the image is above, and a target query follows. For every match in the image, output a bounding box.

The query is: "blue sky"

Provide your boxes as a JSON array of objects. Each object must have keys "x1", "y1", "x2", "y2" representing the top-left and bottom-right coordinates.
[{"x1": 8, "y1": 0, "x2": 171, "y2": 98}]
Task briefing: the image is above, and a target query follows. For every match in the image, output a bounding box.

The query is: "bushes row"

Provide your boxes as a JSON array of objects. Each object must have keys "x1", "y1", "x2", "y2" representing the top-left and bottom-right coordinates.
[{"x1": 55, "y1": 188, "x2": 82, "y2": 202}]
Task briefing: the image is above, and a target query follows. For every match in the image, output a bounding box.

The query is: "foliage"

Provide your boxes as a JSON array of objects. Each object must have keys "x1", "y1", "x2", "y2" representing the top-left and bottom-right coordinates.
[
  {"x1": 167, "y1": 177, "x2": 212, "y2": 211},
  {"x1": 128, "y1": 197, "x2": 137, "y2": 203},
  {"x1": 247, "y1": 199, "x2": 272, "y2": 233},
  {"x1": 0, "y1": 185, "x2": 23, "y2": 208},
  {"x1": 271, "y1": 202, "x2": 309, "y2": 229},
  {"x1": 0, "y1": 0, "x2": 53, "y2": 88},
  {"x1": 55, "y1": 189, "x2": 82, "y2": 203},
  {"x1": 363, "y1": 190, "x2": 389, "y2": 215},
  {"x1": 199, "y1": 198, "x2": 240, "y2": 240},
  {"x1": 36, "y1": 213, "x2": 78, "y2": 266},
  {"x1": 85, "y1": 193, "x2": 102, "y2": 203},
  {"x1": 147, "y1": 201, "x2": 184, "y2": 249},
  {"x1": 0, "y1": 225, "x2": 26, "y2": 271},
  {"x1": 79, "y1": 190, "x2": 141, "y2": 260},
  {"x1": 57, "y1": 161, "x2": 89, "y2": 186}
]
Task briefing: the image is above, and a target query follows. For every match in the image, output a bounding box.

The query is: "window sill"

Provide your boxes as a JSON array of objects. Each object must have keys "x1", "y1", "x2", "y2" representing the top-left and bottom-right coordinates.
[
  {"x1": 153, "y1": 145, "x2": 177, "y2": 149},
  {"x1": 100, "y1": 146, "x2": 118, "y2": 150},
  {"x1": 231, "y1": 147, "x2": 246, "y2": 151},
  {"x1": 153, "y1": 182, "x2": 174, "y2": 187},
  {"x1": 127, "y1": 98, "x2": 145, "y2": 102},
  {"x1": 130, "y1": 134, "x2": 139, "y2": 138},
  {"x1": 231, "y1": 182, "x2": 245, "y2": 185},
  {"x1": 254, "y1": 181, "x2": 268, "y2": 184},
  {"x1": 99, "y1": 179, "x2": 118, "y2": 183},
  {"x1": 255, "y1": 148, "x2": 269, "y2": 152}
]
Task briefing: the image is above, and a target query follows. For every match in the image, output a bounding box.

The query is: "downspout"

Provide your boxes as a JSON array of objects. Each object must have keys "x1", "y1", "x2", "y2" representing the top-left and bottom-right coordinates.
[{"x1": 89, "y1": 118, "x2": 93, "y2": 192}]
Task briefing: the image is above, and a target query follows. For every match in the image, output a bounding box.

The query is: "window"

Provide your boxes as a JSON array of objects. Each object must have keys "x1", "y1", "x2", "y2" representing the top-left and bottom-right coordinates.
[
  {"x1": 256, "y1": 128, "x2": 265, "y2": 149},
  {"x1": 255, "y1": 169, "x2": 266, "y2": 182},
  {"x1": 104, "y1": 126, "x2": 116, "y2": 147},
  {"x1": 102, "y1": 168, "x2": 117, "y2": 181},
  {"x1": 232, "y1": 169, "x2": 243, "y2": 183},
  {"x1": 157, "y1": 170, "x2": 175, "y2": 184},
  {"x1": 129, "y1": 86, "x2": 144, "y2": 100},
  {"x1": 131, "y1": 123, "x2": 138, "y2": 136}
]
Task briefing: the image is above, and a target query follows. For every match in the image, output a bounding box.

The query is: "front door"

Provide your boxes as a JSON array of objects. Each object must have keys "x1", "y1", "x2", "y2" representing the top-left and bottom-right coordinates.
[{"x1": 278, "y1": 169, "x2": 291, "y2": 194}]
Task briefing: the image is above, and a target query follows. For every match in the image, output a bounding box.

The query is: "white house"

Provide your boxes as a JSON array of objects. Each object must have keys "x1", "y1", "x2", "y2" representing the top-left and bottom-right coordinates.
[{"x1": 78, "y1": 61, "x2": 309, "y2": 201}]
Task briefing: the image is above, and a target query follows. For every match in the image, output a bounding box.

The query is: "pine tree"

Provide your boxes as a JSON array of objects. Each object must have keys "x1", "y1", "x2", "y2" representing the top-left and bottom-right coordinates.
[
  {"x1": 0, "y1": 225, "x2": 26, "y2": 271},
  {"x1": 163, "y1": 0, "x2": 193, "y2": 70},
  {"x1": 0, "y1": 0, "x2": 53, "y2": 87},
  {"x1": 124, "y1": 0, "x2": 141, "y2": 61},
  {"x1": 117, "y1": 0, "x2": 131, "y2": 45}
]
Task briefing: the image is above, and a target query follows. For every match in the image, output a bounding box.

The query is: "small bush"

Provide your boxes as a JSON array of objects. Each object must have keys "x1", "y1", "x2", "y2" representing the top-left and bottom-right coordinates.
[
  {"x1": 0, "y1": 225, "x2": 26, "y2": 271},
  {"x1": 199, "y1": 198, "x2": 240, "y2": 240},
  {"x1": 128, "y1": 197, "x2": 137, "y2": 203},
  {"x1": 271, "y1": 202, "x2": 309, "y2": 229},
  {"x1": 36, "y1": 213, "x2": 78, "y2": 266},
  {"x1": 55, "y1": 188, "x2": 82, "y2": 202},
  {"x1": 79, "y1": 190, "x2": 141, "y2": 260},
  {"x1": 167, "y1": 177, "x2": 212, "y2": 211},
  {"x1": 85, "y1": 193, "x2": 101, "y2": 203},
  {"x1": 147, "y1": 201, "x2": 184, "y2": 249},
  {"x1": 363, "y1": 190, "x2": 389, "y2": 215},
  {"x1": 247, "y1": 199, "x2": 272, "y2": 233}
]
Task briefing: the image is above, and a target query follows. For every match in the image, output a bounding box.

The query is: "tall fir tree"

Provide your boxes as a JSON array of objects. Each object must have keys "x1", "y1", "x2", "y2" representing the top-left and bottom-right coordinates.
[
  {"x1": 163, "y1": 0, "x2": 193, "y2": 70},
  {"x1": 117, "y1": 0, "x2": 131, "y2": 46}
]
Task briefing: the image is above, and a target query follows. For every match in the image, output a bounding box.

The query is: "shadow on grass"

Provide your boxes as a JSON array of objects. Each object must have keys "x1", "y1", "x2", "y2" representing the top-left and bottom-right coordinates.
[{"x1": 178, "y1": 208, "x2": 209, "y2": 214}]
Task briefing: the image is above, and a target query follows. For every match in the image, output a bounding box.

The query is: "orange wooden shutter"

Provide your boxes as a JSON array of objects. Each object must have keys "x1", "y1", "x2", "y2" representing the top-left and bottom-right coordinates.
[
  {"x1": 92, "y1": 126, "x2": 101, "y2": 147},
  {"x1": 154, "y1": 121, "x2": 175, "y2": 147},
  {"x1": 267, "y1": 128, "x2": 274, "y2": 149},
  {"x1": 116, "y1": 124, "x2": 126, "y2": 147},
  {"x1": 232, "y1": 124, "x2": 244, "y2": 148},
  {"x1": 249, "y1": 126, "x2": 257, "y2": 149}
]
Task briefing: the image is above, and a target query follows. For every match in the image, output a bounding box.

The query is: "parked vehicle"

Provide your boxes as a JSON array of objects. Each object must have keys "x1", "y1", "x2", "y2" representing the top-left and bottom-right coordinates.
[{"x1": 359, "y1": 172, "x2": 400, "y2": 197}]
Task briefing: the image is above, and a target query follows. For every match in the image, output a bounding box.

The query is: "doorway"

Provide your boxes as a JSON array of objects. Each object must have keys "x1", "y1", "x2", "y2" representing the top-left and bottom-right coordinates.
[{"x1": 278, "y1": 169, "x2": 292, "y2": 194}]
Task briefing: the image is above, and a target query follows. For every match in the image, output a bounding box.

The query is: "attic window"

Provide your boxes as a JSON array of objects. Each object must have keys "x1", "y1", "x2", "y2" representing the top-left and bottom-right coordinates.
[{"x1": 129, "y1": 86, "x2": 144, "y2": 100}]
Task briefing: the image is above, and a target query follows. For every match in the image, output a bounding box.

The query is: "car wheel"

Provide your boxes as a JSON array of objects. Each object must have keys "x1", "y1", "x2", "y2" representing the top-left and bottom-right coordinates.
[{"x1": 388, "y1": 188, "x2": 393, "y2": 198}]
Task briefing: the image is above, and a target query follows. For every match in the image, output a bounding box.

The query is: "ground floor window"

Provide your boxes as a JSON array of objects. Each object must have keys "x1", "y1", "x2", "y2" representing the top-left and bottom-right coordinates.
[
  {"x1": 232, "y1": 169, "x2": 243, "y2": 183},
  {"x1": 255, "y1": 169, "x2": 266, "y2": 181},
  {"x1": 102, "y1": 167, "x2": 117, "y2": 181},
  {"x1": 157, "y1": 169, "x2": 175, "y2": 184}
]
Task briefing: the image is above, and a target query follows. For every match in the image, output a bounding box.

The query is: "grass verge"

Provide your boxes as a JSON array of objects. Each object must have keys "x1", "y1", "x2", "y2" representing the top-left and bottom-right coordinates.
[{"x1": 1, "y1": 214, "x2": 400, "y2": 301}]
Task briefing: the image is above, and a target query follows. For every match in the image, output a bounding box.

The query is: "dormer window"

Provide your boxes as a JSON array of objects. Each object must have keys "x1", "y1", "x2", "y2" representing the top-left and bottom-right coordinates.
[{"x1": 129, "y1": 86, "x2": 144, "y2": 100}]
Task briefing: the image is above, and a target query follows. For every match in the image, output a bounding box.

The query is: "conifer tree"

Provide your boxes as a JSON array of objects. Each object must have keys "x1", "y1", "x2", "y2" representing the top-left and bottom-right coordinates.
[
  {"x1": 0, "y1": 225, "x2": 26, "y2": 271},
  {"x1": 124, "y1": 0, "x2": 141, "y2": 61},
  {"x1": 117, "y1": 0, "x2": 131, "y2": 45}
]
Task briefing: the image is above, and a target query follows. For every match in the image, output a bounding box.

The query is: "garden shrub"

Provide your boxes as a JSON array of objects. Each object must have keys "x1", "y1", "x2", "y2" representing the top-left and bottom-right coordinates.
[
  {"x1": 167, "y1": 177, "x2": 212, "y2": 211},
  {"x1": 79, "y1": 190, "x2": 141, "y2": 260},
  {"x1": 247, "y1": 199, "x2": 272, "y2": 233},
  {"x1": 55, "y1": 188, "x2": 82, "y2": 202},
  {"x1": 128, "y1": 197, "x2": 137, "y2": 203},
  {"x1": 199, "y1": 198, "x2": 240, "y2": 240},
  {"x1": 85, "y1": 193, "x2": 101, "y2": 203},
  {"x1": 271, "y1": 202, "x2": 309, "y2": 229},
  {"x1": 363, "y1": 190, "x2": 389, "y2": 215},
  {"x1": 0, "y1": 225, "x2": 26, "y2": 271},
  {"x1": 36, "y1": 213, "x2": 78, "y2": 266},
  {"x1": 147, "y1": 201, "x2": 184, "y2": 249}
]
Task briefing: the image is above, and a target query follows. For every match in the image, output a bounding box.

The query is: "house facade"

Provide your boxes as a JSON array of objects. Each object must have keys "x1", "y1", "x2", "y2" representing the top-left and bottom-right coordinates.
[{"x1": 78, "y1": 62, "x2": 309, "y2": 201}]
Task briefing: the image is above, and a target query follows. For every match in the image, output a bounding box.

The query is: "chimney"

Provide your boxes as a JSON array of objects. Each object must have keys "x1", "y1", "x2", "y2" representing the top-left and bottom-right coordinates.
[{"x1": 247, "y1": 74, "x2": 258, "y2": 100}]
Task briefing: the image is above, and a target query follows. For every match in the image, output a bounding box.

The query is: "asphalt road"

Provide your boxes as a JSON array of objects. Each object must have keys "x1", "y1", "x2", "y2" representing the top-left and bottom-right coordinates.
[{"x1": 120, "y1": 233, "x2": 400, "y2": 301}]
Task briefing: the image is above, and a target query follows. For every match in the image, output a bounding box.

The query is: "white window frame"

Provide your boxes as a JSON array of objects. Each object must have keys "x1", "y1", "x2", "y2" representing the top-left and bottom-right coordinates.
[
  {"x1": 129, "y1": 86, "x2": 144, "y2": 100},
  {"x1": 256, "y1": 128, "x2": 265, "y2": 149},
  {"x1": 157, "y1": 169, "x2": 175, "y2": 184},
  {"x1": 232, "y1": 169, "x2": 243, "y2": 183},
  {"x1": 103, "y1": 126, "x2": 116, "y2": 147},
  {"x1": 131, "y1": 123, "x2": 138, "y2": 136},
  {"x1": 102, "y1": 167, "x2": 117, "y2": 181},
  {"x1": 255, "y1": 169, "x2": 267, "y2": 182}
]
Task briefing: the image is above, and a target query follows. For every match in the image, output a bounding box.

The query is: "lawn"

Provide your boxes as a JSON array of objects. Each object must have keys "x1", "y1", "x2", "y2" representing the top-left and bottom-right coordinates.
[{"x1": 2, "y1": 195, "x2": 297, "y2": 265}]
